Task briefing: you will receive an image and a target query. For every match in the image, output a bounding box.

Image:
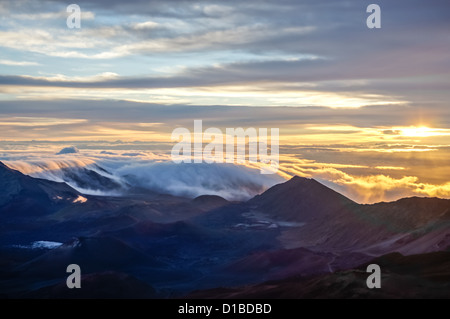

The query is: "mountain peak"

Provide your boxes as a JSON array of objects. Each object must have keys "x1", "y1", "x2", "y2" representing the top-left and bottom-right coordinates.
[
  {"x1": 0, "y1": 161, "x2": 11, "y2": 170},
  {"x1": 0, "y1": 161, "x2": 25, "y2": 177},
  {"x1": 0, "y1": 160, "x2": 80, "y2": 213},
  {"x1": 291, "y1": 175, "x2": 310, "y2": 181},
  {"x1": 0, "y1": 160, "x2": 24, "y2": 180},
  {"x1": 248, "y1": 176, "x2": 355, "y2": 222},
  {"x1": 288, "y1": 175, "x2": 321, "y2": 185},
  {"x1": 274, "y1": 175, "x2": 329, "y2": 189},
  {"x1": 289, "y1": 175, "x2": 311, "y2": 182},
  {"x1": 0, "y1": 161, "x2": 26, "y2": 207},
  {"x1": 257, "y1": 175, "x2": 349, "y2": 201},
  {"x1": 193, "y1": 194, "x2": 228, "y2": 204}
]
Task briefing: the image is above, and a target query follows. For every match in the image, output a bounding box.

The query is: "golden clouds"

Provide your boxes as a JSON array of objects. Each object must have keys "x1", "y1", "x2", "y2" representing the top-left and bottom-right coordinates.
[{"x1": 277, "y1": 160, "x2": 450, "y2": 204}]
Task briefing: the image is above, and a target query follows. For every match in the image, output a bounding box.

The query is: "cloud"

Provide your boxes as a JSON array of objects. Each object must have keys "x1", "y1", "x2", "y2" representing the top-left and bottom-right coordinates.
[
  {"x1": 131, "y1": 21, "x2": 160, "y2": 30},
  {"x1": 280, "y1": 161, "x2": 450, "y2": 204},
  {"x1": 4, "y1": 158, "x2": 96, "y2": 176},
  {"x1": 56, "y1": 146, "x2": 80, "y2": 155},
  {"x1": 383, "y1": 130, "x2": 401, "y2": 135},
  {"x1": 100, "y1": 151, "x2": 116, "y2": 155},
  {"x1": 1, "y1": 99, "x2": 449, "y2": 133},
  {"x1": 0, "y1": 59, "x2": 40, "y2": 66},
  {"x1": 121, "y1": 152, "x2": 145, "y2": 157},
  {"x1": 11, "y1": 10, "x2": 95, "y2": 21},
  {"x1": 0, "y1": 0, "x2": 448, "y2": 109},
  {"x1": 3, "y1": 152, "x2": 284, "y2": 201},
  {"x1": 2, "y1": 143, "x2": 450, "y2": 203},
  {"x1": 117, "y1": 161, "x2": 284, "y2": 200}
]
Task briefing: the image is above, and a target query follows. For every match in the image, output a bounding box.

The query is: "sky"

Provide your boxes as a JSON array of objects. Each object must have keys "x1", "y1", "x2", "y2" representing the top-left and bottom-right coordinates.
[{"x1": 0, "y1": 0, "x2": 450, "y2": 203}]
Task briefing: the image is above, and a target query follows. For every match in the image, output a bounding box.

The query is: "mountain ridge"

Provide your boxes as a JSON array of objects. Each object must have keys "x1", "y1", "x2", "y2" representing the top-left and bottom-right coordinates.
[
  {"x1": 0, "y1": 160, "x2": 80, "y2": 213},
  {"x1": 246, "y1": 176, "x2": 450, "y2": 254},
  {"x1": 1, "y1": 166, "x2": 449, "y2": 298}
]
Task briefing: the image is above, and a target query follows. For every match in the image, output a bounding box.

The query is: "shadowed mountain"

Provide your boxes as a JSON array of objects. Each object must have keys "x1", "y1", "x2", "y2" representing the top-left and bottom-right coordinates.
[
  {"x1": 0, "y1": 161, "x2": 80, "y2": 216},
  {"x1": 16, "y1": 236, "x2": 163, "y2": 278},
  {"x1": 1, "y1": 171, "x2": 449, "y2": 298},
  {"x1": 248, "y1": 176, "x2": 356, "y2": 222},
  {"x1": 246, "y1": 176, "x2": 450, "y2": 254},
  {"x1": 224, "y1": 247, "x2": 371, "y2": 282},
  {"x1": 192, "y1": 176, "x2": 450, "y2": 285},
  {"x1": 59, "y1": 166, "x2": 125, "y2": 193},
  {"x1": 354, "y1": 197, "x2": 450, "y2": 255},
  {"x1": 192, "y1": 195, "x2": 230, "y2": 211},
  {"x1": 188, "y1": 251, "x2": 450, "y2": 299},
  {"x1": 22, "y1": 271, "x2": 158, "y2": 299}
]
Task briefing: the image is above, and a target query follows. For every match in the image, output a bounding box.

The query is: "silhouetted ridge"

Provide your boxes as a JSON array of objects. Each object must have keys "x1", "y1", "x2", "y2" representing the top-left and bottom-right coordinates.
[
  {"x1": 0, "y1": 161, "x2": 80, "y2": 214},
  {"x1": 248, "y1": 176, "x2": 355, "y2": 222}
]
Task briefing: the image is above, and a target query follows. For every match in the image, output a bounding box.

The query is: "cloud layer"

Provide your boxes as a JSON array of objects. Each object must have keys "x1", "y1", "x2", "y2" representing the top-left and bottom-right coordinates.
[
  {"x1": 117, "y1": 161, "x2": 284, "y2": 200},
  {"x1": 2, "y1": 145, "x2": 450, "y2": 204},
  {"x1": 1, "y1": 0, "x2": 449, "y2": 108},
  {"x1": 3, "y1": 152, "x2": 284, "y2": 201}
]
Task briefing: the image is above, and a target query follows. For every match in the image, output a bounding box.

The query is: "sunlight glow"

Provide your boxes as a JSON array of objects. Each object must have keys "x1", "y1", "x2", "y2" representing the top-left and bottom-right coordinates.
[{"x1": 398, "y1": 126, "x2": 450, "y2": 138}]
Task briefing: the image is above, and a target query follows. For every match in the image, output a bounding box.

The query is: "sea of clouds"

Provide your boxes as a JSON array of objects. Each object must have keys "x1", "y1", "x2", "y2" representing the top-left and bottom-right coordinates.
[{"x1": 2, "y1": 146, "x2": 285, "y2": 201}]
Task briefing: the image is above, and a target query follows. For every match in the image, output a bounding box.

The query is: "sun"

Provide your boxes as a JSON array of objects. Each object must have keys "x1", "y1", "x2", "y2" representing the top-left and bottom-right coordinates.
[
  {"x1": 397, "y1": 126, "x2": 450, "y2": 138},
  {"x1": 382, "y1": 126, "x2": 450, "y2": 139},
  {"x1": 399, "y1": 126, "x2": 433, "y2": 137}
]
